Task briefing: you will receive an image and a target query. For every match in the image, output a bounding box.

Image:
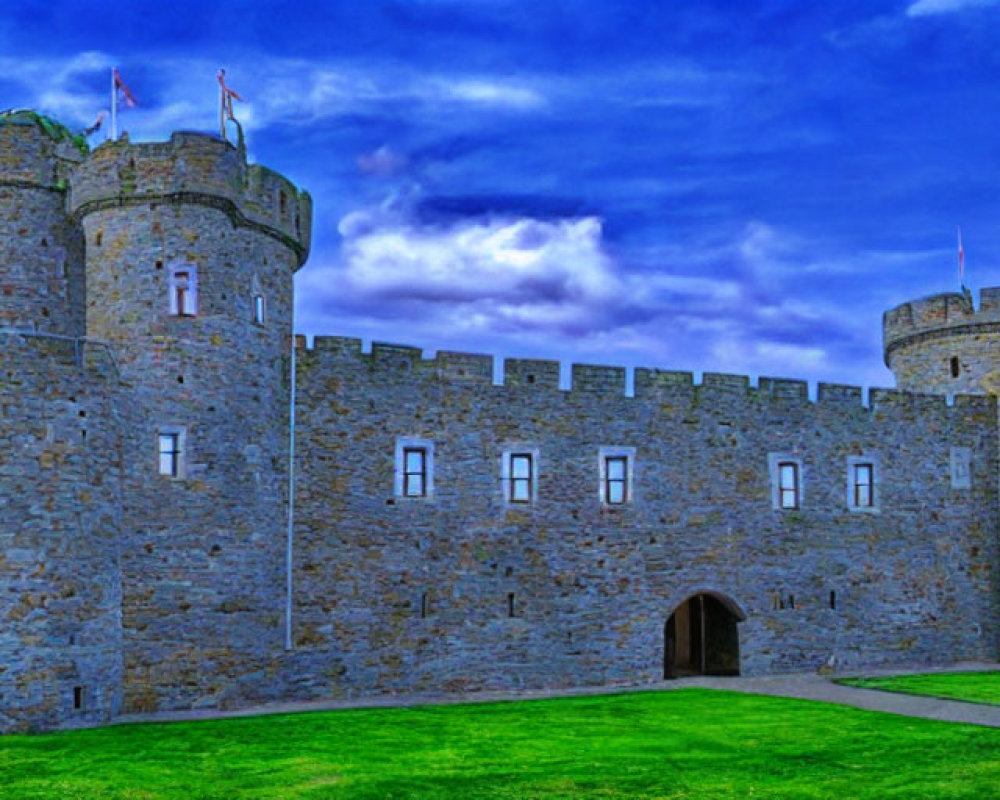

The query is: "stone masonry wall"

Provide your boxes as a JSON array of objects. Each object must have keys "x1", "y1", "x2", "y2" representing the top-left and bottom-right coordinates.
[
  {"x1": 0, "y1": 116, "x2": 86, "y2": 336},
  {"x1": 0, "y1": 333, "x2": 125, "y2": 732},
  {"x1": 287, "y1": 339, "x2": 999, "y2": 698},
  {"x1": 71, "y1": 132, "x2": 306, "y2": 714}
]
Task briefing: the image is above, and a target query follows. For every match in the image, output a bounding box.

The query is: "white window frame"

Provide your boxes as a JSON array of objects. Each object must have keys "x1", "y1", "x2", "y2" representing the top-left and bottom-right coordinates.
[
  {"x1": 395, "y1": 437, "x2": 434, "y2": 498},
  {"x1": 598, "y1": 446, "x2": 635, "y2": 505},
  {"x1": 501, "y1": 446, "x2": 539, "y2": 505},
  {"x1": 157, "y1": 426, "x2": 186, "y2": 479},
  {"x1": 846, "y1": 455, "x2": 879, "y2": 513},
  {"x1": 768, "y1": 453, "x2": 803, "y2": 510},
  {"x1": 168, "y1": 264, "x2": 198, "y2": 317}
]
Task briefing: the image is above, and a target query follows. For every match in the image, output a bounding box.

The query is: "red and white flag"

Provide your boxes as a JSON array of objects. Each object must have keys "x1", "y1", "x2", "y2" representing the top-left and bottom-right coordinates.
[
  {"x1": 217, "y1": 69, "x2": 244, "y2": 118},
  {"x1": 84, "y1": 111, "x2": 106, "y2": 136},
  {"x1": 958, "y1": 226, "x2": 965, "y2": 284},
  {"x1": 113, "y1": 68, "x2": 138, "y2": 108}
]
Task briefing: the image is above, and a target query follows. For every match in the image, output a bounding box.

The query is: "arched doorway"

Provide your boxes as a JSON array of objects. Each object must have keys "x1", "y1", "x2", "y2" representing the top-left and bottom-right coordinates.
[{"x1": 664, "y1": 592, "x2": 742, "y2": 678}]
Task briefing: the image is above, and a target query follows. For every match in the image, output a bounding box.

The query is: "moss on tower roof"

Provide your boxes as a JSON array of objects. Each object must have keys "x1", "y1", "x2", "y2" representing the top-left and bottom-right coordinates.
[{"x1": 0, "y1": 109, "x2": 90, "y2": 155}]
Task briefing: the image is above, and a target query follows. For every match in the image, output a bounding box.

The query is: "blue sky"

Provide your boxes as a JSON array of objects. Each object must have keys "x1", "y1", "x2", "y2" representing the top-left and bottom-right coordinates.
[{"x1": 3, "y1": 0, "x2": 998, "y2": 389}]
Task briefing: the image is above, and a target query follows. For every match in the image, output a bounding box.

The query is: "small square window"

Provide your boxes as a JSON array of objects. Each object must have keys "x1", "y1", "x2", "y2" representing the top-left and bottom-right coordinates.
[
  {"x1": 158, "y1": 432, "x2": 181, "y2": 477},
  {"x1": 252, "y1": 294, "x2": 266, "y2": 325}
]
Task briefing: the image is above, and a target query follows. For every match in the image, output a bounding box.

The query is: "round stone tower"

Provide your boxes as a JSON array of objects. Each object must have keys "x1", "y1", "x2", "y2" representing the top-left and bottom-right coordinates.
[
  {"x1": 67, "y1": 131, "x2": 311, "y2": 712},
  {"x1": 0, "y1": 110, "x2": 86, "y2": 335},
  {"x1": 0, "y1": 112, "x2": 125, "y2": 732},
  {"x1": 883, "y1": 287, "x2": 1000, "y2": 395}
]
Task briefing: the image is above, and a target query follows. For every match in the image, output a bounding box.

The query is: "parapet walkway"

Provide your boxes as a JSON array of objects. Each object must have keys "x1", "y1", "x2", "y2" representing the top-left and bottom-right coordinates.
[{"x1": 114, "y1": 661, "x2": 1000, "y2": 730}]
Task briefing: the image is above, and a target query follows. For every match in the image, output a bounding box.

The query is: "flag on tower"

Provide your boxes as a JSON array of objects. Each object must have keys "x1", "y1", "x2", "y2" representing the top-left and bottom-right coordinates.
[
  {"x1": 217, "y1": 69, "x2": 245, "y2": 141},
  {"x1": 958, "y1": 226, "x2": 965, "y2": 286},
  {"x1": 113, "y1": 68, "x2": 138, "y2": 108},
  {"x1": 84, "y1": 111, "x2": 106, "y2": 136},
  {"x1": 110, "y1": 67, "x2": 138, "y2": 141}
]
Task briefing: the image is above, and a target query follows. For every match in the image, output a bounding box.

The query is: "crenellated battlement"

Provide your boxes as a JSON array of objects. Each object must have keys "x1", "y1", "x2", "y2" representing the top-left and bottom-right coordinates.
[
  {"x1": 67, "y1": 131, "x2": 311, "y2": 265},
  {"x1": 297, "y1": 336, "x2": 996, "y2": 418},
  {"x1": 883, "y1": 286, "x2": 1000, "y2": 362}
]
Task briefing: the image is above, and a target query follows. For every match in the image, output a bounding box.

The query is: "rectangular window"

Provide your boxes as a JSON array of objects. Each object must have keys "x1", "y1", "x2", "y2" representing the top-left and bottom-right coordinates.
[
  {"x1": 403, "y1": 447, "x2": 426, "y2": 497},
  {"x1": 605, "y1": 455, "x2": 628, "y2": 505},
  {"x1": 853, "y1": 463, "x2": 873, "y2": 508},
  {"x1": 509, "y1": 453, "x2": 533, "y2": 503},
  {"x1": 158, "y1": 432, "x2": 181, "y2": 477},
  {"x1": 252, "y1": 294, "x2": 266, "y2": 325},
  {"x1": 395, "y1": 438, "x2": 434, "y2": 498},
  {"x1": 778, "y1": 462, "x2": 799, "y2": 509},
  {"x1": 168, "y1": 266, "x2": 198, "y2": 316}
]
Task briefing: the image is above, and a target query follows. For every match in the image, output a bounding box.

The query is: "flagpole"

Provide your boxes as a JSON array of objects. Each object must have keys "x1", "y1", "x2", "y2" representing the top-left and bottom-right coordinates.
[
  {"x1": 111, "y1": 68, "x2": 118, "y2": 140},
  {"x1": 219, "y1": 73, "x2": 226, "y2": 141}
]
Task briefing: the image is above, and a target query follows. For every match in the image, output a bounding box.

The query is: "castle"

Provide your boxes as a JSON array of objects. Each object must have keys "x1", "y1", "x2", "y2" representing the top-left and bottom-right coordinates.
[{"x1": 0, "y1": 110, "x2": 996, "y2": 733}]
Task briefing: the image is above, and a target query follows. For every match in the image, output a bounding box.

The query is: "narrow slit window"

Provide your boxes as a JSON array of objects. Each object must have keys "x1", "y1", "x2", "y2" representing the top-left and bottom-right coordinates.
[
  {"x1": 830, "y1": 590, "x2": 837, "y2": 610},
  {"x1": 950, "y1": 356, "x2": 960, "y2": 378},
  {"x1": 507, "y1": 592, "x2": 515, "y2": 618},
  {"x1": 403, "y1": 447, "x2": 427, "y2": 497},
  {"x1": 73, "y1": 686, "x2": 84, "y2": 710},
  {"x1": 509, "y1": 453, "x2": 533, "y2": 503},
  {"x1": 252, "y1": 294, "x2": 266, "y2": 325},
  {"x1": 158, "y1": 432, "x2": 181, "y2": 477},
  {"x1": 853, "y1": 463, "x2": 873, "y2": 508},
  {"x1": 778, "y1": 462, "x2": 799, "y2": 509}
]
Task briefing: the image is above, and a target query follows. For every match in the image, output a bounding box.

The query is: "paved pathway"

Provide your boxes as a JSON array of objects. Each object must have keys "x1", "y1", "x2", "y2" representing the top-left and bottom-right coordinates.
[
  {"x1": 683, "y1": 662, "x2": 1000, "y2": 728},
  {"x1": 115, "y1": 661, "x2": 1000, "y2": 729}
]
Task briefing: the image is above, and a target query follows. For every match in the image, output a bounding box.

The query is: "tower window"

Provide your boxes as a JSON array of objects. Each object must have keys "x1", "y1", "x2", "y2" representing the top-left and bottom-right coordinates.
[
  {"x1": 168, "y1": 266, "x2": 198, "y2": 316},
  {"x1": 950, "y1": 356, "x2": 960, "y2": 378},
  {"x1": 157, "y1": 428, "x2": 185, "y2": 478},
  {"x1": 73, "y1": 686, "x2": 84, "y2": 710},
  {"x1": 252, "y1": 294, "x2": 266, "y2": 325}
]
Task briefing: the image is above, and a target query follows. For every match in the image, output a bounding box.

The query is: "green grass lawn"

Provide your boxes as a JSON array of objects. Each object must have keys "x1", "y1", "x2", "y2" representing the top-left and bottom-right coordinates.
[
  {"x1": 1, "y1": 689, "x2": 999, "y2": 799},
  {"x1": 837, "y1": 670, "x2": 1000, "y2": 706}
]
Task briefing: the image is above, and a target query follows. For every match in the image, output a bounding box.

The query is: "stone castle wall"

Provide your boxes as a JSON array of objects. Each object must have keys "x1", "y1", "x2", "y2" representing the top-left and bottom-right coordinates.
[
  {"x1": 0, "y1": 333, "x2": 126, "y2": 732},
  {"x1": 71, "y1": 133, "x2": 305, "y2": 714},
  {"x1": 286, "y1": 339, "x2": 999, "y2": 697},
  {"x1": 0, "y1": 115, "x2": 998, "y2": 733}
]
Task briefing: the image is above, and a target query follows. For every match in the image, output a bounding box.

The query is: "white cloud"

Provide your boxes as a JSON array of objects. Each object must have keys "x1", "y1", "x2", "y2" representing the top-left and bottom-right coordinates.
[
  {"x1": 907, "y1": 0, "x2": 999, "y2": 15},
  {"x1": 0, "y1": 51, "x2": 548, "y2": 143}
]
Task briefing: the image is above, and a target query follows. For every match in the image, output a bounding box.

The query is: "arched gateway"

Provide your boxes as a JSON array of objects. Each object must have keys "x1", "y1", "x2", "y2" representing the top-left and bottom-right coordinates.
[{"x1": 664, "y1": 592, "x2": 745, "y2": 678}]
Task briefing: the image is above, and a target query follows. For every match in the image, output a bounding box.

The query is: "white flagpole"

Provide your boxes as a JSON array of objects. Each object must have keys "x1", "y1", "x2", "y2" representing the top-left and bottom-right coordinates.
[
  {"x1": 110, "y1": 68, "x2": 118, "y2": 140},
  {"x1": 219, "y1": 72, "x2": 226, "y2": 141}
]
